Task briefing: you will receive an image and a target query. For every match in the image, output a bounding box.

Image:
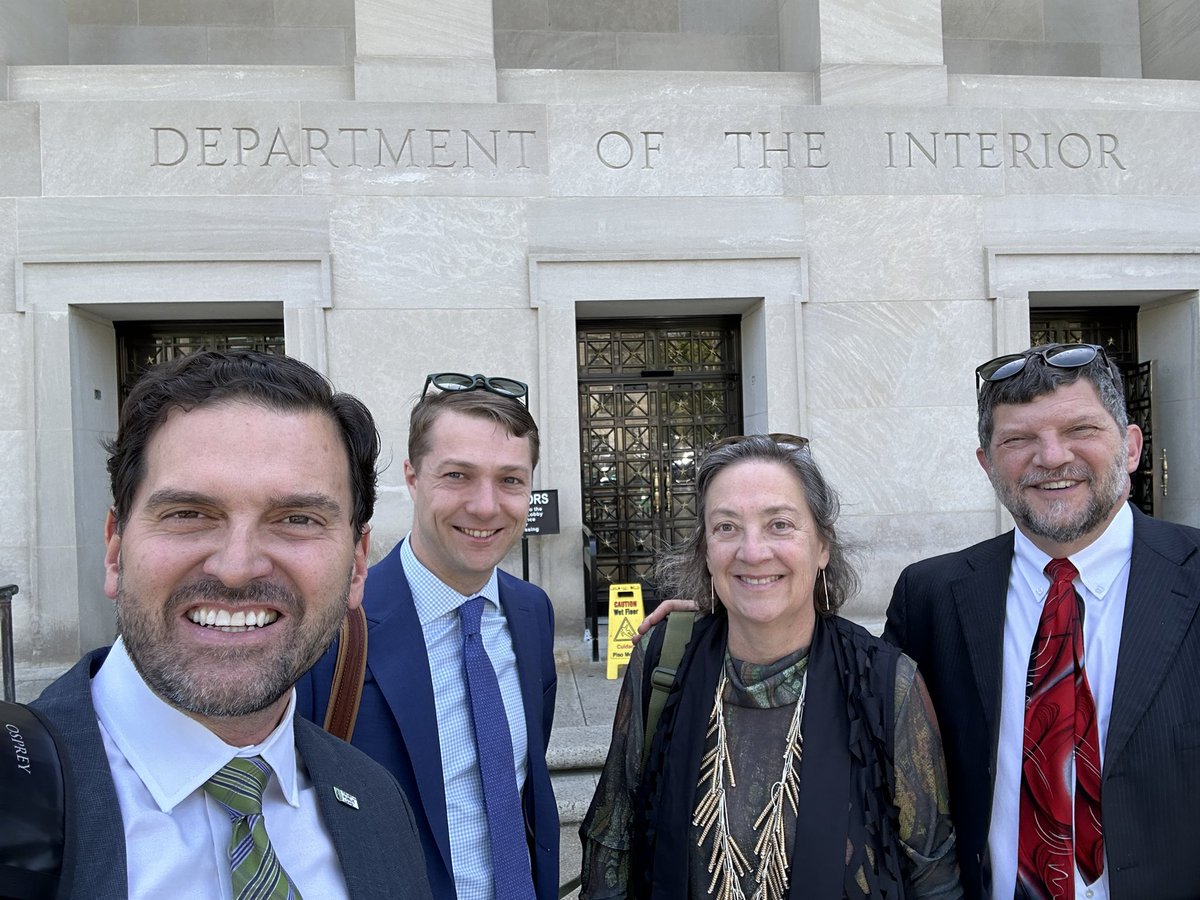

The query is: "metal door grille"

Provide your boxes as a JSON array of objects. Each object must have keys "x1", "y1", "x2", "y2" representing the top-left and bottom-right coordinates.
[
  {"x1": 1030, "y1": 308, "x2": 1152, "y2": 515},
  {"x1": 116, "y1": 320, "x2": 285, "y2": 405},
  {"x1": 578, "y1": 319, "x2": 742, "y2": 603}
]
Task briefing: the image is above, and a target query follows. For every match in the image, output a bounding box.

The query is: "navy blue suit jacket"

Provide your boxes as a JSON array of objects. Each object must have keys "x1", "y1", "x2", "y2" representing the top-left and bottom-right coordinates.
[
  {"x1": 297, "y1": 540, "x2": 559, "y2": 900},
  {"x1": 30, "y1": 649, "x2": 432, "y2": 900},
  {"x1": 885, "y1": 506, "x2": 1200, "y2": 900}
]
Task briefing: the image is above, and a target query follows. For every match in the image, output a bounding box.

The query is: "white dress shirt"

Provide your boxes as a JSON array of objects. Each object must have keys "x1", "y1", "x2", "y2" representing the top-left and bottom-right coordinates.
[
  {"x1": 91, "y1": 637, "x2": 350, "y2": 900},
  {"x1": 402, "y1": 536, "x2": 531, "y2": 900},
  {"x1": 989, "y1": 502, "x2": 1133, "y2": 900}
]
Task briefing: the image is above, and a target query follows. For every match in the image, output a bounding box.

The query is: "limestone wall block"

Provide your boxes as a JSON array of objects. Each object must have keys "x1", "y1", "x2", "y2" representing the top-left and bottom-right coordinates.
[
  {"x1": 526, "y1": 196, "x2": 806, "y2": 254},
  {"x1": 0, "y1": 103, "x2": 42, "y2": 197},
  {"x1": 545, "y1": 102, "x2": 785, "y2": 196},
  {"x1": 802, "y1": 299, "x2": 992, "y2": 410},
  {"x1": 17, "y1": 195, "x2": 331, "y2": 256},
  {"x1": 10, "y1": 64, "x2": 352, "y2": 102},
  {"x1": 299, "y1": 101, "x2": 545, "y2": 195},
  {"x1": 806, "y1": 405, "x2": 991, "y2": 518},
  {"x1": 39, "y1": 100, "x2": 304, "y2": 196},
  {"x1": 328, "y1": 196, "x2": 530, "y2": 310},
  {"x1": 836, "y1": 510, "x2": 999, "y2": 624},
  {"x1": 820, "y1": 0, "x2": 943, "y2": 66},
  {"x1": 804, "y1": 194, "x2": 986, "y2": 302}
]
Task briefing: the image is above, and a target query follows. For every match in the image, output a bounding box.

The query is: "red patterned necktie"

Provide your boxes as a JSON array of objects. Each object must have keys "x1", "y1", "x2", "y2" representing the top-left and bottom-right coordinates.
[{"x1": 1016, "y1": 557, "x2": 1104, "y2": 899}]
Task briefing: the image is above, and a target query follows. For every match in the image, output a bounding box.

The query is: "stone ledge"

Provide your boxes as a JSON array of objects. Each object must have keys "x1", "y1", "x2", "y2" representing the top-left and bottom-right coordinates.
[
  {"x1": 551, "y1": 770, "x2": 599, "y2": 825},
  {"x1": 547, "y1": 724, "x2": 612, "y2": 770}
]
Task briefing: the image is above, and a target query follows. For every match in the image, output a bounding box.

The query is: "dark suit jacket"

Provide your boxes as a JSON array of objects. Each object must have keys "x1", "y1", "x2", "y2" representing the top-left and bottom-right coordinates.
[
  {"x1": 885, "y1": 505, "x2": 1200, "y2": 900},
  {"x1": 297, "y1": 540, "x2": 559, "y2": 900},
  {"x1": 29, "y1": 649, "x2": 433, "y2": 900}
]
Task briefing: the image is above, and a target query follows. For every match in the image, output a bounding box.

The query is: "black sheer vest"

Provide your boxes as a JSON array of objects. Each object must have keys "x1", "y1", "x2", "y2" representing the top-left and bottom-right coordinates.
[{"x1": 633, "y1": 612, "x2": 904, "y2": 899}]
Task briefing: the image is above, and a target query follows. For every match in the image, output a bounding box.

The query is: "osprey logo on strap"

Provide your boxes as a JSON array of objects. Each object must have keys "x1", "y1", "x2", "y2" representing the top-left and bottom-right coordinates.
[
  {"x1": 5, "y1": 720, "x2": 33, "y2": 774},
  {"x1": 0, "y1": 700, "x2": 65, "y2": 900}
]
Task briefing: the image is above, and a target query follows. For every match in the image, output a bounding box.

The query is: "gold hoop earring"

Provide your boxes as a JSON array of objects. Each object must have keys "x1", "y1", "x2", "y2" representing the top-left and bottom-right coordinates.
[{"x1": 820, "y1": 568, "x2": 831, "y2": 614}]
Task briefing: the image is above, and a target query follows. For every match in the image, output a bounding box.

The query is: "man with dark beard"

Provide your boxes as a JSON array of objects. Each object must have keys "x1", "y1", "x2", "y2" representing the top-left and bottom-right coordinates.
[
  {"x1": 26, "y1": 350, "x2": 432, "y2": 900},
  {"x1": 885, "y1": 343, "x2": 1200, "y2": 900}
]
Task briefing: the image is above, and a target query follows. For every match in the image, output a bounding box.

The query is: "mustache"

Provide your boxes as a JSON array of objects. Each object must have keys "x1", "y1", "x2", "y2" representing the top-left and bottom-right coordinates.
[
  {"x1": 1018, "y1": 464, "x2": 1092, "y2": 489},
  {"x1": 166, "y1": 578, "x2": 298, "y2": 612}
]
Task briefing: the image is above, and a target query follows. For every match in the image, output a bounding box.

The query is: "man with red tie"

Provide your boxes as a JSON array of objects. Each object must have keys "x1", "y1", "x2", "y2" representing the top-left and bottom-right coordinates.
[{"x1": 885, "y1": 343, "x2": 1200, "y2": 900}]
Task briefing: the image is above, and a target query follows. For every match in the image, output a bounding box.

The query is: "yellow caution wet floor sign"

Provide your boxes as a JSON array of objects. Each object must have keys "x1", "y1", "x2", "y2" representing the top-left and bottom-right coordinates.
[{"x1": 606, "y1": 583, "x2": 645, "y2": 679}]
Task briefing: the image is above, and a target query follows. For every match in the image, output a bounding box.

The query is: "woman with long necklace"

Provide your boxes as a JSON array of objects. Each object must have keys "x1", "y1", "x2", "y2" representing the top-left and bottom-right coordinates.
[{"x1": 581, "y1": 434, "x2": 962, "y2": 899}]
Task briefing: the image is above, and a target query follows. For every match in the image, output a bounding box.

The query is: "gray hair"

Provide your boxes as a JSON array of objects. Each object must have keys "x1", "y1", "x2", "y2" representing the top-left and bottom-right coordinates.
[
  {"x1": 653, "y1": 434, "x2": 859, "y2": 617},
  {"x1": 977, "y1": 344, "x2": 1128, "y2": 455}
]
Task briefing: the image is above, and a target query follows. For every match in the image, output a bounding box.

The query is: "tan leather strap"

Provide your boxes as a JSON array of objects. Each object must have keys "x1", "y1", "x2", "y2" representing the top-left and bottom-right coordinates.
[{"x1": 323, "y1": 604, "x2": 368, "y2": 742}]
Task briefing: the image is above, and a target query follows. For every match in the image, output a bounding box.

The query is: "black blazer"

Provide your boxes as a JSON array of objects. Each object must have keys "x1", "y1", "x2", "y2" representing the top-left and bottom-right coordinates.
[
  {"x1": 885, "y1": 505, "x2": 1200, "y2": 900},
  {"x1": 31, "y1": 649, "x2": 433, "y2": 900},
  {"x1": 297, "y1": 540, "x2": 560, "y2": 900}
]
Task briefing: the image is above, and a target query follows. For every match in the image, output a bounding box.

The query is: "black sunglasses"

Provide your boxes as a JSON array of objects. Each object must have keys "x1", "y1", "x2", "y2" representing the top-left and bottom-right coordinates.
[
  {"x1": 974, "y1": 344, "x2": 1112, "y2": 389},
  {"x1": 421, "y1": 372, "x2": 529, "y2": 405}
]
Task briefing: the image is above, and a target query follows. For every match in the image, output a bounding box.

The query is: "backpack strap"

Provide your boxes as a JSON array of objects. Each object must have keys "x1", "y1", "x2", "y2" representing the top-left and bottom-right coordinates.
[
  {"x1": 0, "y1": 700, "x2": 64, "y2": 900},
  {"x1": 642, "y1": 611, "x2": 695, "y2": 768},
  {"x1": 323, "y1": 604, "x2": 369, "y2": 742}
]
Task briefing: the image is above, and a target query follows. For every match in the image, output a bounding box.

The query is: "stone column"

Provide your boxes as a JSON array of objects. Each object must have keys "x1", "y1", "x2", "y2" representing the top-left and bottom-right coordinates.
[
  {"x1": 0, "y1": 0, "x2": 69, "y2": 93},
  {"x1": 354, "y1": 0, "x2": 498, "y2": 102},
  {"x1": 783, "y1": 0, "x2": 948, "y2": 106}
]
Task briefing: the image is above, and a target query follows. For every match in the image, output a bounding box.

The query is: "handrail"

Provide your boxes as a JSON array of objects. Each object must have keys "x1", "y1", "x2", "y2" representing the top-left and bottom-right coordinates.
[{"x1": 1, "y1": 584, "x2": 18, "y2": 703}]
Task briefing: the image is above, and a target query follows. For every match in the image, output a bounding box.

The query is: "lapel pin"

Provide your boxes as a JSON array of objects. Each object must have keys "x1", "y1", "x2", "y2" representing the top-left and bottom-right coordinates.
[{"x1": 333, "y1": 787, "x2": 359, "y2": 809}]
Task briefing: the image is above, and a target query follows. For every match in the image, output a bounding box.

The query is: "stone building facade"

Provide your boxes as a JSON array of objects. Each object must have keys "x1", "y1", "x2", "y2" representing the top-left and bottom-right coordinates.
[{"x1": 3, "y1": 0, "x2": 1200, "y2": 694}]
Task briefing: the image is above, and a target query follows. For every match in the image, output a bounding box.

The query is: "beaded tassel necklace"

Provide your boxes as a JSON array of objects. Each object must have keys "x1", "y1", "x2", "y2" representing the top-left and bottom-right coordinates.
[{"x1": 693, "y1": 667, "x2": 808, "y2": 900}]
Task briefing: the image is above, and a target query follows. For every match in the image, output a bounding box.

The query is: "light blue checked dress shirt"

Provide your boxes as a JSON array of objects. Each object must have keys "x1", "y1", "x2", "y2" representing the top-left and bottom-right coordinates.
[{"x1": 401, "y1": 538, "x2": 531, "y2": 900}]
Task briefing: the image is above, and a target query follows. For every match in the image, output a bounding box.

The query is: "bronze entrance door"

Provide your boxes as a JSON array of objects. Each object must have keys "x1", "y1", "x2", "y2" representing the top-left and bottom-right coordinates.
[
  {"x1": 1030, "y1": 308, "x2": 1153, "y2": 515},
  {"x1": 578, "y1": 319, "x2": 742, "y2": 609}
]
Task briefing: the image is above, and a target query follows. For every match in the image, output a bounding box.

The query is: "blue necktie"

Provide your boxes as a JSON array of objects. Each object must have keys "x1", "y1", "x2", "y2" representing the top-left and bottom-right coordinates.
[{"x1": 460, "y1": 597, "x2": 536, "y2": 900}]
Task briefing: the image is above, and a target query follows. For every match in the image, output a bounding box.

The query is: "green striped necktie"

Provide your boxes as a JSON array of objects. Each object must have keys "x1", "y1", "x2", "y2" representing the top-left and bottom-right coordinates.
[{"x1": 203, "y1": 756, "x2": 304, "y2": 900}]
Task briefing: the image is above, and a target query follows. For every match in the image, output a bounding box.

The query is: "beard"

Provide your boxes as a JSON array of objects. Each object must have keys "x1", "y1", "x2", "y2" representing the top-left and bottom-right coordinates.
[
  {"x1": 991, "y1": 449, "x2": 1129, "y2": 547},
  {"x1": 116, "y1": 574, "x2": 348, "y2": 720}
]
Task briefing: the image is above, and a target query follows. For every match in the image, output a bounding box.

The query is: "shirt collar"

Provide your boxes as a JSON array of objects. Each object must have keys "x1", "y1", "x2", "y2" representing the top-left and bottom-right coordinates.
[
  {"x1": 1012, "y1": 501, "x2": 1135, "y2": 603},
  {"x1": 401, "y1": 534, "x2": 501, "y2": 626},
  {"x1": 91, "y1": 637, "x2": 302, "y2": 813}
]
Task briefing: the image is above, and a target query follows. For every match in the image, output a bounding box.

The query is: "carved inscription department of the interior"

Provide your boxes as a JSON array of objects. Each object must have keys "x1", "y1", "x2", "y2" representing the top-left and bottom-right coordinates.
[{"x1": 149, "y1": 125, "x2": 1126, "y2": 173}]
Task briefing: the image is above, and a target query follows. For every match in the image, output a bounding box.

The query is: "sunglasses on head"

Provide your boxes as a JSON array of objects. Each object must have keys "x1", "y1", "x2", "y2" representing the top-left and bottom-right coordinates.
[
  {"x1": 421, "y1": 372, "x2": 529, "y2": 405},
  {"x1": 708, "y1": 432, "x2": 810, "y2": 452},
  {"x1": 974, "y1": 344, "x2": 1112, "y2": 389}
]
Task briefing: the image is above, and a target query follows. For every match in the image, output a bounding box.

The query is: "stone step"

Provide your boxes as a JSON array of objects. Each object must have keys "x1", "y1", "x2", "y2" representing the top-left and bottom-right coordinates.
[
  {"x1": 550, "y1": 635, "x2": 621, "y2": 898},
  {"x1": 546, "y1": 724, "x2": 611, "y2": 771},
  {"x1": 551, "y1": 767, "x2": 599, "y2": 825},
  {"x1": 554, "y1": 772, "x2": 593, "y2": 897},
  {"x1": 547, "y1": 724, "x2": 610, "y2": 827}
]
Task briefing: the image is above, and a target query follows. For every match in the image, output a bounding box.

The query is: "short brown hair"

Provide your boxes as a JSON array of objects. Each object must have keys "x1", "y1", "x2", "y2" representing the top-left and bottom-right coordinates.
[
  {"x1": 108, "y1": 349, "x2": 379, "y2": 534},
  {"x1": 407, "y1": 389, "x2": 540, "y2": 472}
]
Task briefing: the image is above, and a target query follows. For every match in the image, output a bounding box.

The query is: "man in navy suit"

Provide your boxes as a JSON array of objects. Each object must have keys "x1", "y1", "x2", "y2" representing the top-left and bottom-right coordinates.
[
  {"x1": 27, "y1": 349, "x2": 431, "y2": 899},
  {"x1": 300, "y1": 373, "x2": 558, "y2": 900},
  {"x1": 886, "y1": 344, "x2": 1200, "y2": 900}
]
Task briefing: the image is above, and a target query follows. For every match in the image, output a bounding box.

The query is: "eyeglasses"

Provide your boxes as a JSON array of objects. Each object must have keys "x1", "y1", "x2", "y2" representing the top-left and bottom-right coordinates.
[
  {"x1": 974, "y1": 344, "x2": 1113, "y2": 389},
  {"x1": 708, "y1": 432, "x2": 810, "y2": 452},
  {"x1": 421, "y1": 372, "x2": 529, "y2": 405}
]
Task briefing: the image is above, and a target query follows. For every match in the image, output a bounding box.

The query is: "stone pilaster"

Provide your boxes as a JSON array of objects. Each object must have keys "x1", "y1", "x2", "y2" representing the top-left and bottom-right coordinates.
[
  {"x1": 809, "y1": 0, "x2": 948, "y2": 105},
  {"x1": 354, "y1": 0, "x2": 498, "y2": 102}
]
